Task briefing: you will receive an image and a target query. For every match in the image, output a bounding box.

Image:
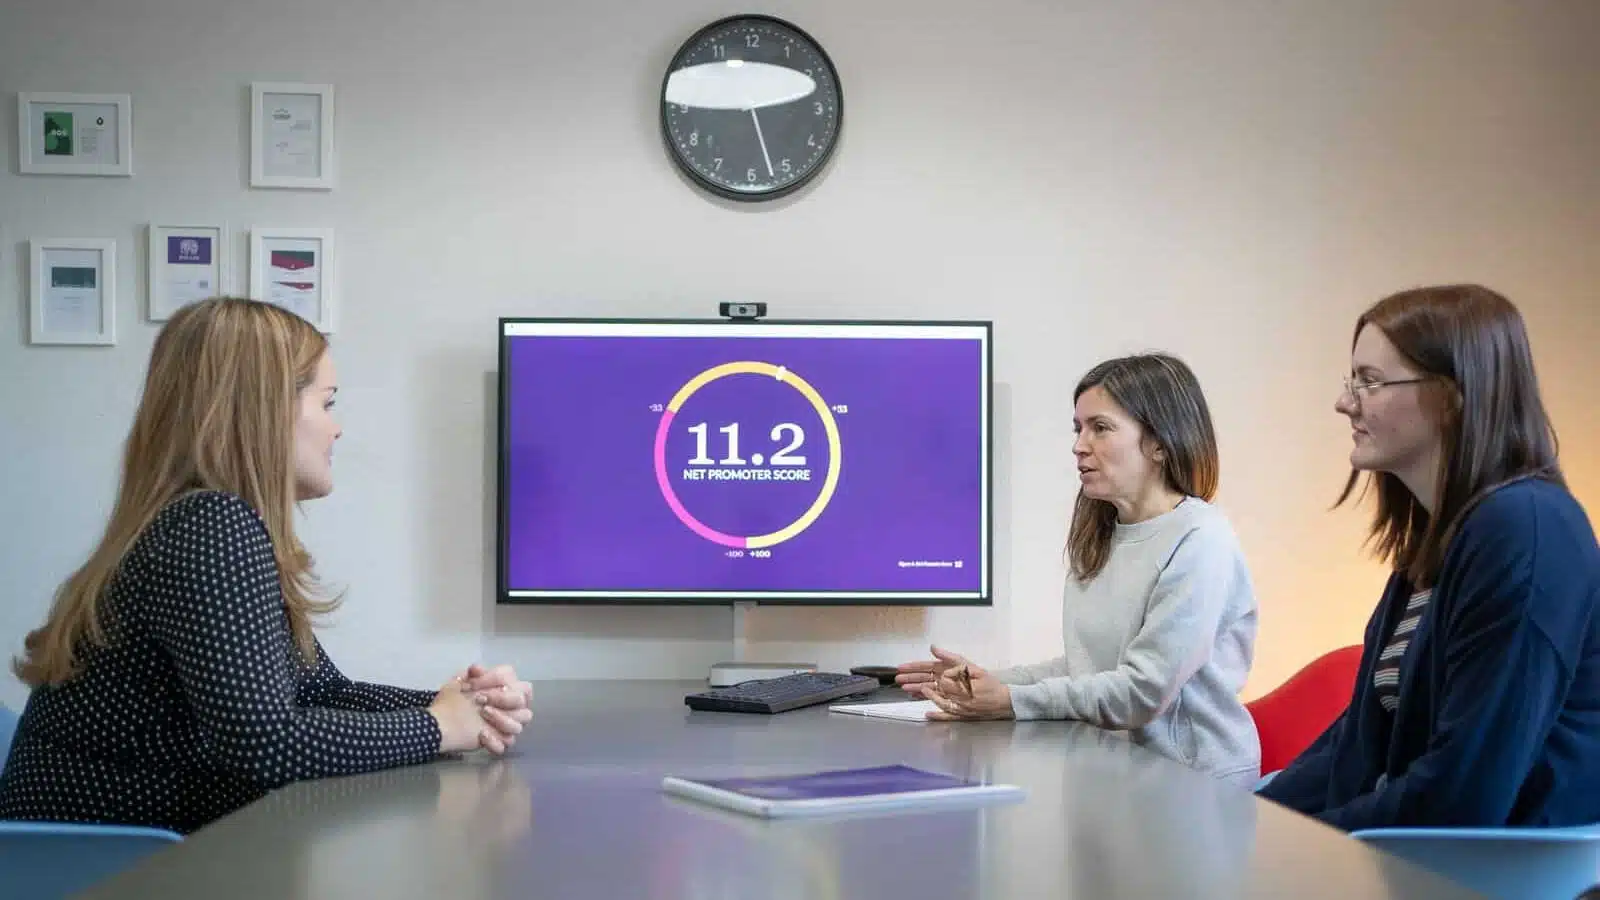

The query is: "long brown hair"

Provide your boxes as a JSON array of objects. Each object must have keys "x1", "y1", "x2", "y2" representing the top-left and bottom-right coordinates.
[
  {"x1": 1066, "y1": 354, "x2": 1221, "y2": 581},
  {"x1": 1337, "y1": 284, "x2": 1562, "y2": 588},
  {"x1": 14, "y1": 297, "x2": 338, "y2": 687}
]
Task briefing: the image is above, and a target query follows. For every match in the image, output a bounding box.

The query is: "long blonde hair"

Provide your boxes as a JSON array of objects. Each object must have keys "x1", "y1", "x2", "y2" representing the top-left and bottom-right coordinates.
[{"x1": 14, "y1": 297, "x2": 338, "y2": 687}]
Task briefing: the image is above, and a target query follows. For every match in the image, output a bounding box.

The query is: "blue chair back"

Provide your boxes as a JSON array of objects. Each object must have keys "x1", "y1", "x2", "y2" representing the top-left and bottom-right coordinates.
[
  {"x1": 1354, "y1": 825, "x2": 1600, "y2": 900},
  {"x1": 0, "y1": 821, "x2": 182, "y2": 898},
  {"x1": 0, "y1": 704, "x2": 17, "y2": 771},
  {"x1": 1, "y1": 703, "x2": 185, "y2": 897}
]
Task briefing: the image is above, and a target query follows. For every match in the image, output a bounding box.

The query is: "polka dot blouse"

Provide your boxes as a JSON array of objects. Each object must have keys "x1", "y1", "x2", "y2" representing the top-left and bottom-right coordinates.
[{"x1": 0, "y1": 491, "x2": 443, "y2": 834}]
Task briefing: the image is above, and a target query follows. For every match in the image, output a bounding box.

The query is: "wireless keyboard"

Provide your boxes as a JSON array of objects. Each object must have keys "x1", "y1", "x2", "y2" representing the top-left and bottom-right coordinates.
[{"x1": 685, "y1": 671, "x2": 880, "y2": 714}]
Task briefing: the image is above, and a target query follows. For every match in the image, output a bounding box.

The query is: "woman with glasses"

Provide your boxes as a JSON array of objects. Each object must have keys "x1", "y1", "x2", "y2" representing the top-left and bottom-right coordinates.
[{"x1": 1258, "y1": 283, "x2": 1600, "y2": 830}]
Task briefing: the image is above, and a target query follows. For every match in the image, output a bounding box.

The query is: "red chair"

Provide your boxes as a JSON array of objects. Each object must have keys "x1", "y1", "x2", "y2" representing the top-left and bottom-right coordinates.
[{"x1": 1246, "y1": 645, "x2": 1364, "y2": 774}]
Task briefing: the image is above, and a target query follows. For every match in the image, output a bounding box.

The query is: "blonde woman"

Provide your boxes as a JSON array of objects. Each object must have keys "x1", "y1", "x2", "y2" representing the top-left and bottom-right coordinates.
[{"x1": 0, "y1": 297, "x2": 530, "y2": 834}]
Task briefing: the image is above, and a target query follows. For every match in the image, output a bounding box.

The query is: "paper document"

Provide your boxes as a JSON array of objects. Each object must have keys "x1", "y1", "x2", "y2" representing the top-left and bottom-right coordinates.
[
  {"x1": 263, "y1": 92, "x2": 322, "y2": 178},
  {"x1": 828, "y1": 699, "x2": 937, "y2": 721}
]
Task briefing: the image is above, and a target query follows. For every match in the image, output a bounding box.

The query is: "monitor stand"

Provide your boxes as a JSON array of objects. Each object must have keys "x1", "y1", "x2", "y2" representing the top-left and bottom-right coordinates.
[{"x1": 706, "y1": 601, "x2": 818, "y2": 687}]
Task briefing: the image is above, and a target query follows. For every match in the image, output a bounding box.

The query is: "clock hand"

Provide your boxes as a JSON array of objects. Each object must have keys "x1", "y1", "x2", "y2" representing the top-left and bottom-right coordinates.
[{"x1": 749, "y1": 108, "x2": 775, "y2": 177}]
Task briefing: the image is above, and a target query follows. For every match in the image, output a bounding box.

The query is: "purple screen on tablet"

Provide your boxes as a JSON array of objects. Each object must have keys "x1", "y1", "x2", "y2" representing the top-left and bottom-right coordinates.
[{"x1": 696, "y1": 765, "x2": 980, "y2": 800}]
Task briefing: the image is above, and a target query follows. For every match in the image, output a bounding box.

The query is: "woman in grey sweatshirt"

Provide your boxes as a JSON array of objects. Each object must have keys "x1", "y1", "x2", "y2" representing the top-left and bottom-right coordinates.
[{"x1": 897, "y1": 353, "x2": 1261, "y2": 786}]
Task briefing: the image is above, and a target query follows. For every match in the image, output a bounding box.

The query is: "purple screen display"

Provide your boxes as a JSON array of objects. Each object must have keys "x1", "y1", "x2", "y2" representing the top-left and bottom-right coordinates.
[
  {"x1": 501, "y1": 324, "x2": 988, "y2": 600},
  {"x1": 697, "y1": 765, "x2": 981, "y2": 800}
]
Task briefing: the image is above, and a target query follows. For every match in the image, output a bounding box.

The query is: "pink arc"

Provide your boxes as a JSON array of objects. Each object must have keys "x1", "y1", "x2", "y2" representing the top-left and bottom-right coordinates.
[{"x1": 653, "y1": 409, "x2": 748, "y2": 549}]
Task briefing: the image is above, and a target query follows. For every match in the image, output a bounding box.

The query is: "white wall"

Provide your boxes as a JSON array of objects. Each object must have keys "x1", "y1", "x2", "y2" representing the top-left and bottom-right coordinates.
[{"x1": 2, "y1": 0, "x2": 1597, "y2": 711}]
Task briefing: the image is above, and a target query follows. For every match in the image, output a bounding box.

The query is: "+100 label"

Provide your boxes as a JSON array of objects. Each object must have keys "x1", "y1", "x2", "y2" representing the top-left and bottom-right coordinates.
[{"x1": 652, "y1": 361, "x2": 841, "y2": 549}]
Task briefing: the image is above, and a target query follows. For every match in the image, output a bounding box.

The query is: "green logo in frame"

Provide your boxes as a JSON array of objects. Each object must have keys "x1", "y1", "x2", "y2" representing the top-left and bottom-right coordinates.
[{"x1": 42, "y1": 111, "x2": 73, "y2": 156}]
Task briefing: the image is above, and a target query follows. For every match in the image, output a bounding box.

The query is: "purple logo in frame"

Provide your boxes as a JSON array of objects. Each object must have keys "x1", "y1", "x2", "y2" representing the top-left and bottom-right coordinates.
[{"x1": 168, "y1": 235, "x2": 212, "y2": 265}]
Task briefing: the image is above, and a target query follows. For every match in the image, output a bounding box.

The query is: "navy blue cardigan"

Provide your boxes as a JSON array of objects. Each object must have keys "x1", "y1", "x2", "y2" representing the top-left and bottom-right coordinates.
[{"x1": 1260, "y1": 477, "x2": 1600, "y2": 830}]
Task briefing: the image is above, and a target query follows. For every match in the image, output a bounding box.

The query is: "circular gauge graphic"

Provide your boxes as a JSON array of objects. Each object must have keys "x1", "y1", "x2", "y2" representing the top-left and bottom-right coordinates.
[{"x1": 653, "y1": 361, "x2": 840, "y2": 548}]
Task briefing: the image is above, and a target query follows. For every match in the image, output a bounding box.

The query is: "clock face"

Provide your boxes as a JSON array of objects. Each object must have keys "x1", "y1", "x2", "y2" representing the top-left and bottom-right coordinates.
[{"x1": 661, "y1": 15, "x2": 843, "y2": 201}]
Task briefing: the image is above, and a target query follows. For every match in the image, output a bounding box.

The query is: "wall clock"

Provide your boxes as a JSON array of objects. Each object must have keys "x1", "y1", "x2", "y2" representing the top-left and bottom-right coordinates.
[{"x1": 660, "y1": 15, "x2": 843, "y2": 201}]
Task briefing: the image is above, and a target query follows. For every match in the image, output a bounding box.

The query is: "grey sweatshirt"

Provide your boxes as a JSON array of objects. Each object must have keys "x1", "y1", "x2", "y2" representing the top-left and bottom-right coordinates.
[{"x1": 994, "y1": 497, "x2": 1261, "y2": 785}]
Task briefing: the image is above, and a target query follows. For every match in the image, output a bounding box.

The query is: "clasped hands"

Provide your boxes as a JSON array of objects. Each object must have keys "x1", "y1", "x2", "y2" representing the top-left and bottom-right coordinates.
[
  {"x1": 895, "y1": 645, "x2": 1014, "y2": 721},
  {"x1": 429, "y1": 663, "x2": 535, "y2": 755}
]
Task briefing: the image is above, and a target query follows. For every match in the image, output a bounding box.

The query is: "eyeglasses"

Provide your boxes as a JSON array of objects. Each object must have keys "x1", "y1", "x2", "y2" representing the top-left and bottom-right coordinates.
[{"x1": 1343, "y1": 374, "x2": 1427, "y2": 400}]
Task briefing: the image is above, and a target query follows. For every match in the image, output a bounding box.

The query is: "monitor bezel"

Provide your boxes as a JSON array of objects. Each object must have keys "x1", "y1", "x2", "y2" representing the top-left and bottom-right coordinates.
[{"x1": 495, "y1": 315, "x2": 994, "y2": 607}]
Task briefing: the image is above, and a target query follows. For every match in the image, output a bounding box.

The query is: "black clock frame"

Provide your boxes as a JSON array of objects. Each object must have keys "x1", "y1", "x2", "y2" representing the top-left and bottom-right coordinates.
[{"x1": 659, "y1": 14, "x2": 844, "y2": 203}]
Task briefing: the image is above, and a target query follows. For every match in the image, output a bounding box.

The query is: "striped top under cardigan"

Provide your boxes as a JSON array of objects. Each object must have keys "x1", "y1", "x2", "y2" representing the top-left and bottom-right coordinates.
[{"x1": 1373, "y1": 589, "x2": 1432, "y2": 712}]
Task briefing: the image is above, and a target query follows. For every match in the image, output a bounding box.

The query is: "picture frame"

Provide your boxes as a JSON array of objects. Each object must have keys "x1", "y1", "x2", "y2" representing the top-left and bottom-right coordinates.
[
  {"x1": 147, "y1": 223, "x2": 230, "y2": 321},
  {"x1": 250, "y1": 82, "x2": 335, "y2": 189},
  {"x1": 30, "y1": 238, "x2": 117, "y2": 346},
  {"x1": 17, "y1": 92, "x2": 133, "y2": 176},
  {"x1": 249, "y1": 228, "x2": 335, "y2": 332}
]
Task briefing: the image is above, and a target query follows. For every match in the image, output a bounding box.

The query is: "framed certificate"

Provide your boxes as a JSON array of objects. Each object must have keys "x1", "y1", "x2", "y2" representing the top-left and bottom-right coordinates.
[
  {"x1": 17, "y1": 92, "x2": 133, "y2": 176},
  {"x1": 249, "y1": 228, "x2": 335, "y2": 332},
  {"x1": 250, "y1": 83, "x2": 335, "y2": 189},
  {"x1": 147, "y1": 223, "x2": 229, "y2": 320},
  {"x1": 30, "y1": 238, "x2": 117, "y2": 345}
]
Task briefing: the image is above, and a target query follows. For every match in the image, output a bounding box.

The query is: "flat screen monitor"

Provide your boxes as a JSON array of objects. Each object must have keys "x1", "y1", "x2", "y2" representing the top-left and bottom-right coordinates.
[{"x1": 497, "y1": 317, "x2": 992, "y2": 605}]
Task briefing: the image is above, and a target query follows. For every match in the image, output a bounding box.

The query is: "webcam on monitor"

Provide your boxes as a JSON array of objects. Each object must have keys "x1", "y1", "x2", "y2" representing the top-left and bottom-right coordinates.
[{"x1": 719, "y1": 302, "x2": 767, "y2": 321}]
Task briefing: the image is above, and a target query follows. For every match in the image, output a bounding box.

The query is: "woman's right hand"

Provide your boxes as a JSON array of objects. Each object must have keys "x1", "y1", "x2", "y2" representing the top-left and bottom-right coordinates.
[
  {"x1": 472, "y1": 684, "x2": 533, "y2": 754},
  {"x1": 895, "y1": 645, "x2": 975, "y2": 696}
]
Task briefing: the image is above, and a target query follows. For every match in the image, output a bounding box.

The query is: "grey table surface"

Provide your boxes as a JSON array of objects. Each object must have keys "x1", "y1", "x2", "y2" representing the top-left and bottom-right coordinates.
[{"x1": 82, "y1": 680, "x2": 1483, "y2": 899}]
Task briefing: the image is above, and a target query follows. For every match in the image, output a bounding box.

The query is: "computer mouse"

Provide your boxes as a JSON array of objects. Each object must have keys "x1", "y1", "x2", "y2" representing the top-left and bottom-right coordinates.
[{"x1": 850, "y1": 665, "x2": 900, "y2": 686}]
